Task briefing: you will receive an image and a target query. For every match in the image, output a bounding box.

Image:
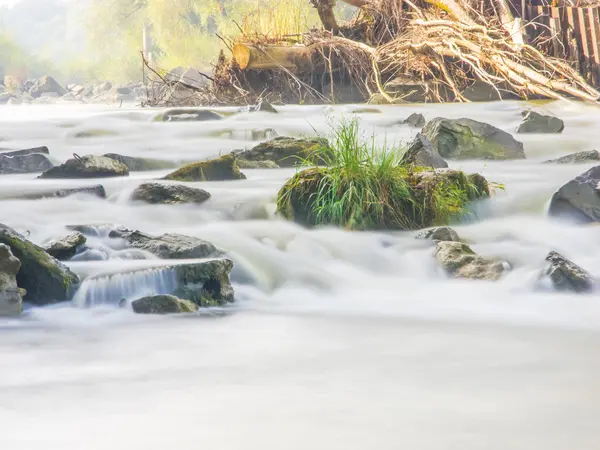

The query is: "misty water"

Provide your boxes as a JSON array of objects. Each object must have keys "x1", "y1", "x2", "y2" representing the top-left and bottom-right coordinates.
[{"x1": 1, "y1": 101, "x2": 600, "y2": 449}]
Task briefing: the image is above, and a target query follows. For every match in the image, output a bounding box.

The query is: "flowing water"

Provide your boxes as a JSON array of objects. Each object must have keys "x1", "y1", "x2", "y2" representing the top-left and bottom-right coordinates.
[{"x1": 1, "y1": 101, "x2": 600, "y2": 449}]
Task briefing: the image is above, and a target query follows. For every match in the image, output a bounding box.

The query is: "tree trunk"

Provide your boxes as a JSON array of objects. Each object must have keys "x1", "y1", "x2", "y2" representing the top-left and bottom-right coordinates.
[
  {"x1": 233, "y1": 44, "x2": 312, "y2": 70},
  {"x1": 310, "y1": 0, "x2": 339, "y2": 33}
]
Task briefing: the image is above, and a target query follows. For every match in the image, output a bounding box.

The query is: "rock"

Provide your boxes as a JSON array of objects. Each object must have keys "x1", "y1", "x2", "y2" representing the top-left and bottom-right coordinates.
[
  {"x1": 164, "y1": 154, "x2": 245, "y2": 182},
  {"x1": 247, "y1": 99, "x2": 278, "y2": 113},
  {"x1": 416, "y1": 227, "x2": 460, "y2": 242},
  {"x1": 109, "y1": 228, "x2": 220, "y2": 259},
  {"x1": 43, "y1": 232, "x2": 86, "y2": 261},
  {"x1": 116, "y1": 87, "x2": 131, "y2": 95},
  {"x1": 0, "y1": 223, "x2": 80, "y2": 305},
  {"x1": 402, "y1": 113, "x2": 426, "y2": 128},
  {"x1": 544, "y1": 150, "x2": 600, "y2": 164},
  {"x1": 131, "y1": 182, "x2": 211, "y2": 205},
  {"x1": 0, "y1": 151, "x2": 54, "y2": 174},
  {"x1": 29, "y1": 76, "x2": 67, "y2": 99},
  {"x1": 93, "y1": 81, "x2": 112, "y2": 95},
  {"x1": 0, "y1": 244, "x2": 23, "y2": 316},
  {"x1": 539, "y1": 251, "x2": 594, "y2": 293},
  {"x1": 235, "y1": 159, "x2": 280, "y2": 169},
  {"x1": 154, "y1": 108, "x2": 222, "y2": 122},
  {"x1": 103, "y1": 153, "x2": 176, "y2": 171},
  {"x1": 548, "y1": 165, "x2": 600, "y2": 223},
  {"x1": 434, "y1": 241, "x2": 509, "y2": 281},
  {"x1": 39, "y1": 155, "x2": 129, "y2": 179},
  {"x1": 44, "y1": 185, "x2": 106, "y2": 199},
  {"x1": 1, "y1": 146, "x2": 50, "y2": 156},
  {"x1": 234, "y1": 137, "x2": 332, "y2": 168},
  {"x1": 421, "y1": 117, "x2": 526, "y2": 160},
  {"x1": 69, "y1": 84, "x2": 85, "y2": 96},
  {"x1": 0, "y1": 92, "x2": 14, "y2": 104},
  {"x1": 460, "y1": 81, "x2": 518, "y2": 102},
  {"x1": 516, "y1": 110, "x2": 564, "y2": 134},
  {"x1": 131, "y1": 294, "x2": 199, "y2": 314},
  {"x1": 400, "y1": 133, "x2": 448, "y2": 168}
]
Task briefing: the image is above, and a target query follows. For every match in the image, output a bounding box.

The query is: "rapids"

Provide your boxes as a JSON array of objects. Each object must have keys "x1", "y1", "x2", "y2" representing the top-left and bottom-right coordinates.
[{"x1": 1, "y1": 101, "x2": 600, "y2": 449}]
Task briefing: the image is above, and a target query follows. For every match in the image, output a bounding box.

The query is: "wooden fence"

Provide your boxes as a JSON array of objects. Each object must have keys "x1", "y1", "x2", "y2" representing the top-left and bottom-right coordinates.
[{"x1": 522, "y1": 5, "x2": 600, "y2": 87}]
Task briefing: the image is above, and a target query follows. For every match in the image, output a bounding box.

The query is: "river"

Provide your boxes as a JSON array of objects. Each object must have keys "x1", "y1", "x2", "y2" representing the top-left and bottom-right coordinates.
[{"x1": 1, "y1": 101, "x2": 600, "y2": 449}]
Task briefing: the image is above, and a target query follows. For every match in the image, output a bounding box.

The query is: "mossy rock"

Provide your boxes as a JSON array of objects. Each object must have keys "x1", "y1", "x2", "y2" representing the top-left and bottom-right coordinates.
[
  {"x1": 0, "y1": 223, "x2": 80, "y2": 305},
  {"x1": 164, "y1": 154, "x2": 246, "y2": 182},
  {"x1": 236, "y1": 159, "x2": 280, "y2": 169},
  {"x1": 39, "y1": 155, "x2": 129, "y2": 179},
  {"x1": 131, "y1": 295, "x2": 199, "y2": 314},
  {"x1": 234, "y1": 137, "x2": 332, "y2": 168},
  {"x1": 434, "y1": 241, "x2": 509, "y2": 281},
  {"x1": 131, "y1": 182, "x2": 211, "y2": 205}
]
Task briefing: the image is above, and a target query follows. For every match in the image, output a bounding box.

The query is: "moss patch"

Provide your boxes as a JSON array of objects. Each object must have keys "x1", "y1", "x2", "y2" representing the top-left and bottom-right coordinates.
[{"x1": 164, "y1": 154, "x2": 246, "y2": 182}]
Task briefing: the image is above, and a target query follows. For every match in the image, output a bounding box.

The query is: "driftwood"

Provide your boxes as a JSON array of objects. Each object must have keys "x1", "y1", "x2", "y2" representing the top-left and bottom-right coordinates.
[{"x1": 233, "y1": 44, "x2": 311, "y2": 70}]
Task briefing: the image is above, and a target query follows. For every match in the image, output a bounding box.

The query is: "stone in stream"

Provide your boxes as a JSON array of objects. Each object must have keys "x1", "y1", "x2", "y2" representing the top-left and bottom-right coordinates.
[
  {"x1": 0, "y1": 223, "x2": 80, "y2": 305},
  {"x1": 39, "y1": 155, "x2": 129, "y2": 179},
  {"x1": 103, "y1": 153, "x2": 177, "y2": 171},
  {"x1": 109, "y1": 227, "x2": 220, "y2": 259},
  {"x1": 0, "y1": 148, "x2": 54, "y2": 175},
  {"x1": 402, "y1": 113, "x2": 426, "y2": 128},
  {"x1": 0, "y1": 244, "x2": 24, "y2": 316},
  {"x1": 234, "y1": 137, "x2": 332, "y2": 168},
  {"x1": 434, "y1": 241, "x2": 510, "y2": 281},
  {"x1": 421, "y1": 117, "x2": 526, "y2": 160},
  {"x1": 235, "y1": 159, "x2": 280, "y2": 169},
  {"x1": 28, "y1": 75, "x2": 67, "y2": 99},
  {"x1": 416, "y1": 227, "x2": 460, "y2": 242},
  {"x1": 544, "y1": 150, "x2": 600, "y2": 164},
  {"x1": 131, "y1": 295, "x2": 199, "y2": 315},
  {"x1": 399, "y1": 133, "x2": 448, "y2": 168},
  {"x1": 131, "y1": 182, "x2": 211, "y2": 205},
  {"x1": 43, "y1": 232, "x2": 87, "y2": 261},
  {"x1": 247, "y1": 99, "x2": 278, "y2": 113},
  {"x1": 153, "y1": 108, "x2": 223, "y2": 122},
  {"x1": 18, "y1": 185, "x2": 107, "y2": 200},
  {"x1": 538, "y1": 251, "x2": 594, "y2": 293},
  {"x1": 548, "y1": 165, "x2": 600, "y2": 223},
  {"x1": 164, "y1": 154, "x2": 246, "y2": 182},
  {"x1": 516, "y1": 111, "x2": 564, "y2": 134},
  {"x1": 1, "y1": 146, "x2": 50, "y2": 157}
]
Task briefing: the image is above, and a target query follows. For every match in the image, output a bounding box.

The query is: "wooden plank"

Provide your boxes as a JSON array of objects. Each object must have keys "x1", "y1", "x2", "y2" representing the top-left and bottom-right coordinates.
[
  {"x1": 588, "y1": 8, "x2": 600, "y2": 65},
  {"x1": 550, "y1": 6, "x2": 561, "y2": 58},
  {"x1": 577, "y1": 7, "x2": 591, "y2": 59}
]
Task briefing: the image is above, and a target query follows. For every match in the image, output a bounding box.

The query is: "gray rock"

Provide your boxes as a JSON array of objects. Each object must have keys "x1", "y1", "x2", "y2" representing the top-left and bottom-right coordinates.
[
  {"x1": 0, "y1": 223, "x2": 80, "y2": 305},
  {"x1": 234, "y1": 137, "x2": 331, "y2": 168},
  {"x1": 131, "y1": 295, "x2": 199, "y2": 314},
  {"x1": 109, "y1": 228, "x2": 219, "y2": 259},
  {"x1": 43, "y1": 232, "x2": 86, "y2": 261},
  {"x1": 0, "y1": 151, "x2": 54, "y2": 174},
  {"x1": 402, "y1": 113, "x2": 426, "y2": 128},
  {"x1": 548, "y1": 165, "x2": 600, "y2": 223},
  {"x1": 544, "y1": 150, "x2": 600, "y2": 164},
  {"x1": 416, "y1": 227, "x2": 460, "y2": 242},
  {"x1": 516, "y1": 111, "x2": 564, "y2": 134},
  {"x1": 1, "y1": 146, "x2": 50, "y2": 157},
  {"x1": 51, "y1": 185, "x2": 107, "y2": 199},
  {"x1": 103, "y1": 153, "x2": 177, "y2": 171},
  {"x1": 39, "y1": 155, "x2": 129, "y2": 179},
  {"x1": 539, "y1": 251, "x2": 594, "y2": 293},
  {"x1": 0, "y1": 244, "x2": 23, "y2": 316},
  {"x1": 154, "y1": 108, "x2": 222, "y2": 122},
  {"x1": 461, "y1": 81, "x2": 519, "y2": 102},
  {"x1": 422, "y1": 117, "x2": 526, "y2": 160},
  {"x1": 400, "y1": 133, "x2": 448, "y2": 168},
  {"x1": 235, "y1": 159, "x2": 280, "y2": 169},
  {"x1": 29, "y1": 76, "x2": 67, "y2": 99},
  {"x1": 434, "y1": 241, "x2": 509, "y2": 281},
  {"x1": 93, "y1": 81, "x2": 112, "y2": 95},
  {"x1": 131, "y1": 183, "x2": 211, "y2": 205},
  {"x1": 164, "y1": 154, "x2": 246, "y2": 182}
]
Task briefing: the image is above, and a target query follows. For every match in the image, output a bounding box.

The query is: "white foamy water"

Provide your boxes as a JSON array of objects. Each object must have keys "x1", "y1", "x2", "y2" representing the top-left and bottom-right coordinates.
[{"x1": 1, "y1": 101, "x2": 600, "y2": 450}]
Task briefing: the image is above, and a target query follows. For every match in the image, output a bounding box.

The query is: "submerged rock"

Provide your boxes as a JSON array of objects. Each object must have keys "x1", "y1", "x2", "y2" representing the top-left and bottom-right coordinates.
[
  {"x1": 544, "y1": 150, "x2": 600, "y2": 164},
  {"x1": 164, "y1": 154, "x2": 246, "y2": 182},
  {"x1": 103, "y1": 153, "x2": 176, "y2": 171},
  {"x1": 0, "y1": 151, "x2": 54, "y2": 175},
  {"x1": 416, "y1": 227, "x2": 460, "y2": 242},
  {"x1": 131, "y1": 294, "x2": 199, "y2": 314},
  {"x1": 234, "y1": 137, "x2": 331, "y2": 168},
  {"x1": 0, "y1": 244, "x2": 23, "y2": 316},
  {"x1": 548, "y1": 165, "x2": 600, "y2": 223},
  {"x1": 434, "y1": 241, "x2": 509, "y2": 281},
  {"x1": 39, "y1": 155, "x2": 129, "y2": 179},
  {"x1": 154, "y1": 108, "x2": 223, "y2": 122},
  {"x1": 43, "y1": 232, "x2": 86, "y2": 261},
  {"x1": 400, "y1": 133, "x2": 448, "y2": 168},
  {"x1": 539, "y1": 251, "x2": 594, "y2": 293},
  {"x1": 109, "y1": 228, "x2": 219, "y2": 259},
  {"x1": 421, "y1": 117, "x2": 526, "y2": 160},
  {"x1": 0, "y1": 223, "x2": 79, "y2": 305},
  {"x1": 516, "y1": 111, "x2": 564, "y2": 134},
  {"x1": 131, "y1": 182, "x2": 211, "y2": 205}
]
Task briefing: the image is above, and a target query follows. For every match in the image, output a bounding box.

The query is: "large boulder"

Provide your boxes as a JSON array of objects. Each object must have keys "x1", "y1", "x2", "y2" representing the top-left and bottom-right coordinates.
[
  {"x1": 103, "y1": 153, "x2": 176, "y2": 171},
  {"x1": 164, "y1": 154, "x2": 245, "y2": 182},
  {"x1": 399, "y1": 133, "x2": 448, "y2": 168},
  {"x1": 0, "y1": 224, "x2": 80, "y2": 305},
  {"x1": 43, "y1": 232, "x2": 86, "y2": 261},
  {"x1": 0, "y1": 151, "x2": 54, "y2": 175},
  {"x1": 539, "y1": 251, "x2": 594, "y2": 293},
  {"x1": 131, "y1": 182, "x2": 211, "y2": 205},
  {"x1": 131, "y1": 294, "x2": 199, "y2": 314},
  {"x1": 421, "y1": 117, "x2": 526, "y2": 160},
  {"x1": 516, "y1": 111, "x2": 564, "y2": 134},
  {"x1": 234, "y1": 137, "x2": 332, "y2": 168},
  {"x1": 544, "y1": 150, "x2": 600, "y2": 164},
  {"x1": 434, "y1": 241, "x2": 509, "y2": 281},
  {"x1": 109, "y1": 228, "x2": 219, "y2": 259},
  {"x1": 29, "y1": 76, "x2": 67, "y2": 99},
  {"x1": 0, "y1": 244, "x2": 23, "y2": 316},
  {"x1": 39, "y1": 155, "x2": 129, "y2": 179},
  {"x1": 548, "y1": 165, "x2": 600, "y2": 223}
]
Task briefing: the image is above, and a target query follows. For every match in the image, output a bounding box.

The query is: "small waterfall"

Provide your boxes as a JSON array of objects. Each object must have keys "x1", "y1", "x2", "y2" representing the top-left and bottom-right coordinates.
[{"x1": 73, "y1": 267, "x2": 178, "y2": 307}]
